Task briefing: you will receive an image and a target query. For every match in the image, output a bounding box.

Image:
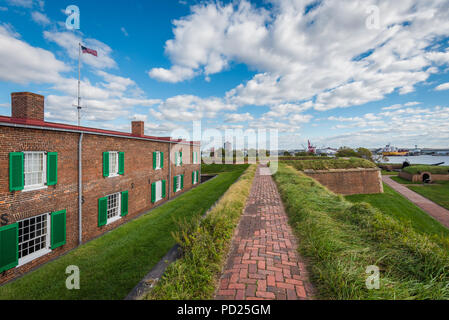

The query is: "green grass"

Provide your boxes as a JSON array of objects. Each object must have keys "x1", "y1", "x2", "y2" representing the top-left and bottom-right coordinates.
[
  {"x1": 201, "y1": 163, "x2": 249, "y2": 174},
  {"x1": 346, "y1": 184, "x2": 449, "y2": 238},
  {"x1": 390, "y1": 175, "x2": 418, "y2": 185},
  {"x1": 381, "y1": 170, "x2": 398, "y2": 176},
  {"x1": 147, "y1": 165, "x2": 257, "y2": 300},
  {"x1": 409, "y1": 181, "x2": 449, "y2": 211},
  {"x1": 0, "y1": 167, "x2": 248, "y2": 300},
  {"x1": 403, "y1": 165, "x2": 449, "y2": 175},
  {"x1": 282, "y1": 158, "x2": 376, "y2": 171},
  {"x1": 273, "y1": 163, "x2": 449, "y2": 299}
]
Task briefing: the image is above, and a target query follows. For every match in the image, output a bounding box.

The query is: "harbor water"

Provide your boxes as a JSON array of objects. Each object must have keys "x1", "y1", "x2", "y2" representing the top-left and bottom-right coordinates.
[{"x1": 381, "y1": 155, "x2": 449, "y2": 165}]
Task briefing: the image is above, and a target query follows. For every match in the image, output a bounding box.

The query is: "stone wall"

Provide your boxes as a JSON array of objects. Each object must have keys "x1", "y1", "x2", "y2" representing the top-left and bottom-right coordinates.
[{"x1": 304, "y1": 168, "x2": 383, "y2": 195}]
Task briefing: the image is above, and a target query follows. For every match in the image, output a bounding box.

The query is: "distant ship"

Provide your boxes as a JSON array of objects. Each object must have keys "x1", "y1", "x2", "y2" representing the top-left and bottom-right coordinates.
[{"x1": 381, "y1": 144, "x2": 408, "y2": 156}]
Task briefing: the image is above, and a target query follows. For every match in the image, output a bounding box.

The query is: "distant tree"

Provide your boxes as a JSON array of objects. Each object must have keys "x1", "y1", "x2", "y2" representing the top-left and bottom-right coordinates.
[
  {"x1": 295, "y1": 151, "x2": 309, "y2": 156},
  {"x1": 283, "y1": 151, "x2": 291, "y2": 156},
  {"x1": 356, "y1": 147, "x2": 373, "y2": 161},
  {"x1": 336, "y1": 147, "x2": 359, "y2": 158}
]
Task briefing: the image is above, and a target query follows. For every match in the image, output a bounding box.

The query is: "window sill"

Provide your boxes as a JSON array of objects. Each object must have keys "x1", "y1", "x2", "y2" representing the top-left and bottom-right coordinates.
[
  {"x1": 107, "y1": 216, "x2": 122, "y2": 225},
  {"x1": 23, "y1": 185, "x2": 48, "y2": 193},
  {"x1": 18, "y1": 248, "x2": 52, "y2": 267}
]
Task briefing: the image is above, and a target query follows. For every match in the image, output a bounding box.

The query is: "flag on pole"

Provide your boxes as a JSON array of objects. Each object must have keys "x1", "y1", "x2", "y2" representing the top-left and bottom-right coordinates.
[{"x1": 81, "y1": 45, "x2": 98, "y2": 57}]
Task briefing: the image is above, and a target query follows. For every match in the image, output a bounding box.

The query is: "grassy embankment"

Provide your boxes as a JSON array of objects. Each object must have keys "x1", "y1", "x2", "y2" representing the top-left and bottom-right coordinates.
[
  {"x1": 273, "y1": 163, "x2": 449, "y2": 299},
  {"x1": 390, "y1": 176, "x2": 418, "y2": 185},
  {"x1": 409, "y1": 181, "x2": 449, "y2": 211},
  {"x1": 403, "y1": 165, "x2": 449, "y2": 175},
  {"x1": 282, "y1": 158, "x2": 376, "y2": 170},
  {"x1": 201, "y1": 163, "x2": 249, "y2": 174},
  {"x1": 347, "y1": 184, "x2": 449, "y2": 238},
  {"x1": 147, "y1": 165, "x2": 257, "y2": 300},
  {"x1": 0, "y1": 165, "x2": 248, "y2": 300}
]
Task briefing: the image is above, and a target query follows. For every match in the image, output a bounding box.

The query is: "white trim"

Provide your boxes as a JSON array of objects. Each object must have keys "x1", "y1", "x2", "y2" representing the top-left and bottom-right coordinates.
[
  {"x1": 155, "y1": 180, "x2": 162, "y2": 202},
  {"x1": 23, "y1": 151, "x2": 47, "y2": 191},
  {"x1": 17, "y1": 213, "x2": 51, "y2": 267},
  {"x1": 155, "y1": 151, "x2": 161, "y2": 170},
  {"x1": 108, "y1": 151, "x2": 119, "y2": 177},
  {"x1": 106, "y1": 192, "x2": 122, "y2": 225}
]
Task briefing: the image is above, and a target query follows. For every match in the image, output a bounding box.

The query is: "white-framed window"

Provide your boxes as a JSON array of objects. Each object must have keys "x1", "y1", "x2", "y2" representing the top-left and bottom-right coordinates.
[
  {"x1": 109, "y1": 151, "x2": 119, "y2": 177},
  {"x1": 155, "y1": 152, "x2": 161, "y2": 170},
  {"x1": 176, "y1": 152, "x2": 182, "y2": 167},
  {"x1": 24, "y1": 151, "x2": 46, "y2": 191},
  {"x1": 176, "y1": 175, "x2": 182, "y2": 192},
  {"x1": 193, "y1": 171, "x2": 198, "y2": 184},
  {"x1": 155, "y1": 180, "x2": 162, "y2": 202},
  {"x1": 107, "y1": 192, "x2": 121, "y2": 224},
  {"x1": 18, "y1": 213, "x2": 51, "y2": 266}
]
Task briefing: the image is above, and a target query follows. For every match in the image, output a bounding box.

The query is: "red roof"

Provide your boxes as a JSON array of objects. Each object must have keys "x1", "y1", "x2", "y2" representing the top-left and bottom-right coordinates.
[{"x1": 0, "y1": 115, "x2": 200, "y2": 145}]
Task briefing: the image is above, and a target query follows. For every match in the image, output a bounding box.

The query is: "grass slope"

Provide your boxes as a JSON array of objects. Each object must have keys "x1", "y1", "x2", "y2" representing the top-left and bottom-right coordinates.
[
  {"x1": 201, "y1": 163, "x2": 249, "y2": 174},
  {"x1": 0, "y1": 168, "x2": 247, "y2": 300},
  {"x1": 346, "y1": 184, "x2": 449, "y2": 238},
  {"x1": 403, "y1": 165, "x2": 449, "y2": 175},
  {"x1": 273, "y1": 163, "x2": 449, "y2": 300},
  {"x1": 283, "y1": 158, "x2": 376, "y2": 171},
  {"x1": 390, "y1": 176, "x2": 418, "y2": 185},
  {"x1": 148, "y1": 165, "x2": 256, "y2": 300},
  {"x1": 409, "y1": 181, "x2": 449, "y2": 211}
]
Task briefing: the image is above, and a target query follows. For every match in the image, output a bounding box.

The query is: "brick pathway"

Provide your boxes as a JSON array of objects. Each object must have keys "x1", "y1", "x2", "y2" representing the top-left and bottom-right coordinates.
[
  {"x1": 215, "y1": 165, "x2": 314, "y2": 300},
  {"x1": 383, "y1": 176, "x2": 449, "y2": 229}
]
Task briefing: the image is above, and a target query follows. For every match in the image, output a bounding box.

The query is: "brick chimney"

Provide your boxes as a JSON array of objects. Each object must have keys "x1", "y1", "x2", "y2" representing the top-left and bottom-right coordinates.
[
  {"x1": 11, "y1": 92, "x2": 45, "y2": 121},
  {"x1": 131, "y1": 121, "x2": 144, "y2": 136}
]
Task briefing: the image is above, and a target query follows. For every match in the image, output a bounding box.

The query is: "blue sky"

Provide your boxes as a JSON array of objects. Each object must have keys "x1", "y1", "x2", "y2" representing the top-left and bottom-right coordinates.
[{"x1": 0, "y1": 0, "x2": 449, "y2": 149}]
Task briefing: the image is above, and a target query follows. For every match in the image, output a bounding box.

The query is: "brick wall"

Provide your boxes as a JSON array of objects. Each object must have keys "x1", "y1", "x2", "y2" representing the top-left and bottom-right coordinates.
[
  {"x1": 0, "y1": 126, "x2": 79, "y2": 283},
  {"x1": 304, "y1": 168, "x2": 383, "y2": 195},
  {"x1": 0, "y1": 125, "x2": 201, "y2": 284}
]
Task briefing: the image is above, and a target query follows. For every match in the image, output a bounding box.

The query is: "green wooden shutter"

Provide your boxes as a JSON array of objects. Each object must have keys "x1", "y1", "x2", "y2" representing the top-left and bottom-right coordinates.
[
  {"x1": 181, "y1": 174, "x2": 184, "y2": 190},
  {"x1": 192, "y1": 171, "x2": 195, "y2": 184},
  {"x1": 121, "y1": 191, "x2": 129, "y2": 216},
  {"x1": 173, "y1": 176, "x2": 178, "y2": 193},
  {"x1": 180, "y1": 152, "x2": 183, "y2": 166},
  {"x1": 103, "y1": 152, "x2": 109, "y2": 177},
  {"x1": 160, "y1": 152, "x2": 164, "y2": 169},
  {"x1": 162, "y1": 180, "x2": 166, "y2": 198},
  {"x1": 51, "y1": 210, "x2": 66, "y2": 250},
  {"x1": 0, "y1": 223, "x2": 18, "y2": 273},
  {"x1": 118, "y1": 152, "x2": 125, "y2": 175},
  {"x1": 98, "y1": 197, "x2": 108, "y2": 227},
  {"x1": 47, "y1": 152, "x2": 58, "y2": 186},
  {"x1": 153, "y1": 152, "x2": 157, "y2": 170},
  {"x1": 151, "y1": 182, "x2": 156, "y2": 203},
  {"x1": 9, "y1": 152, "x2": 24, "y2": 192}
]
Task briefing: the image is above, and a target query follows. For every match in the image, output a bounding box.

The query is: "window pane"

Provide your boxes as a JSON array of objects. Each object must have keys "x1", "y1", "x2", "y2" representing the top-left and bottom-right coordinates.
[{"x1": 18, "y1": 214, "x2": 48, "y2": 260}]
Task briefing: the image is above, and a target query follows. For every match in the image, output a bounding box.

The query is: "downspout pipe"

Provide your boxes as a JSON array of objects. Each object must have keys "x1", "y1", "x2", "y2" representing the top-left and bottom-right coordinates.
[
  {"x1": 78, "y1": 133, "x2": 83, "y2": 245},
  {"x1": 168, "y1": 142, "x2": 171, "y2": 200}
]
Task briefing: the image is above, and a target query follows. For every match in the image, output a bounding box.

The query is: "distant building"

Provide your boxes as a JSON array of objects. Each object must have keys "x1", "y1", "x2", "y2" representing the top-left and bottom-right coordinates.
[
  {"x1": 316, "y1": 147, "x2": 338, "y2": 156},
  {"x1": 224, "y1": 141, "x2": 232, "y2": 153}
]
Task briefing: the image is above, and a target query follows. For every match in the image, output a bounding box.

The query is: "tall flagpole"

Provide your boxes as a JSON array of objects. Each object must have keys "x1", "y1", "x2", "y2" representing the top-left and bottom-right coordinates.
[{"x1": 77, "y1": 42, "x2": 81, "y2": 126}]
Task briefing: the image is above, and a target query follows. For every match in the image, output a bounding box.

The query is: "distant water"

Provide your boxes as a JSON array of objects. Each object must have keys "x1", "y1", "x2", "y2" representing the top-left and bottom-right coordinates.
[{"x1": 381, "y1": 155, "x2": 449, "y2": 165}]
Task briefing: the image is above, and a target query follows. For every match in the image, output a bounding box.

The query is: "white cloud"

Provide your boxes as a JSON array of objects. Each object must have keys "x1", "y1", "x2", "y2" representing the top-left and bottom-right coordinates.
[
  {"x1": 44, "y1": 31, "x2": 117, "y2": 69},
  {"x1": 7, "y1": 0, "x2": 33, "y2": 8},
  {"x1": 435, "y1": 82, "x2": 449, "y2": 91},
  {"x1": 0, "y1": 25, "x2": 69, "y2": 84},
  {"x1": 31, "y1": 11, "x2": 50, "y2": 25},
  {"x1": 151, "y1": 0, "x2": 449, "y2": 113},
  {"x1": 225, "y1": 112, "x2": 254, "y2": 122}
]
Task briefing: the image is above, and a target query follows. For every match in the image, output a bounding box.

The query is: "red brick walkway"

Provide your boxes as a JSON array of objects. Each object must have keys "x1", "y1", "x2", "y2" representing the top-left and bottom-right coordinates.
[
  {"x1": 383, "y1": 176, "x2": 449, "y2": 229},
  {"x1": 215, "y1": 165, "x2": 314, "y2": 300}
]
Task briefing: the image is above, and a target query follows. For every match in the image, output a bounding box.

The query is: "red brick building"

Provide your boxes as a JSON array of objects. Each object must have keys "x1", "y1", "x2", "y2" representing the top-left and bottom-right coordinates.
[{"x1": 0, "y1": 92, "x2": 201, "y2": 284}]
